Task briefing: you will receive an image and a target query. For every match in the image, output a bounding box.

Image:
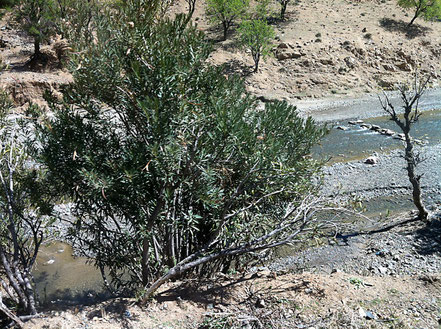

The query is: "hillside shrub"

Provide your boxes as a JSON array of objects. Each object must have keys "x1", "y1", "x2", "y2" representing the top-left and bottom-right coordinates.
[{"x1": 34, "y1": 0, "x2": 326, "y2": 295}]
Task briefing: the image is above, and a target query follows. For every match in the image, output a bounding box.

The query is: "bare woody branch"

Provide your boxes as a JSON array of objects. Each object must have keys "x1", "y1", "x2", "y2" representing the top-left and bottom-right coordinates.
[
  {"x1": 378, "y1": 73, "x2": 429, "y2": 221},
  {"x1": 140, "y1": 195, "x2": 338, "y2": 304}
]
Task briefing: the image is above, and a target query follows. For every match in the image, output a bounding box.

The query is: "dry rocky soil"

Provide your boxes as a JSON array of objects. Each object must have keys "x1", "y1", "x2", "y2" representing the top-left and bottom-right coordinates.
[{"x1": 1, "y1": 0, "x2": 441, "y2": 327}]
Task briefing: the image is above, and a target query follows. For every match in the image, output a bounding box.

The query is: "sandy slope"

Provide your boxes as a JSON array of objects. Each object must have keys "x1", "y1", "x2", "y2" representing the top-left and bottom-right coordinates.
[{"x1": 174, "y1": 0, "x2": 441, "y2": 102}]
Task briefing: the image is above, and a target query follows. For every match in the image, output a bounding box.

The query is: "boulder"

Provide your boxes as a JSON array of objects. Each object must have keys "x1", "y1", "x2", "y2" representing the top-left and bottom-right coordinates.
[
  {"x1": 380, "y1": 128, "x2": 395, "y2": 136},
  {"x1": 255, "y1": 298, "x2": 266, "y2": 308},
  {"x1": 319, "y1": 58, "x2": 334, "y2": 65},
  {"x1": 276, "y1": 50, "x2": 303, "y2": 60},
  {"x1": 377, "y1": 79, "x2": 394, "y2": 89},
  {"x1": 355, "y1": 47, "x2": 366, "y2": 56},
  {"x1": 344, "y1": 56, "x2": 357, "y2": 69},
  {"x1": 397, "y1": 50, "x2": 415, "y2": 64},
  {"x1": 364, "y1": 156, "x2": 378, "y2": 165},
  {"x1": 277, "y1": 42, "x2": 290, "y2": 49},
  {"x1": 338, "y1": 66, "x2": 347, "y2": 74},
  {"x1": 275, "y1": 43, "x2": 303, "y2": 60},
  {"x1": 341, "y1": 40, "x2": 352, "y2": 50},
  {"x1": 301, "y1": 59, "x2": 311, "y2": 67},
  {"x1": 348, "y1": 120, "x2": 363, "y2": 125}
]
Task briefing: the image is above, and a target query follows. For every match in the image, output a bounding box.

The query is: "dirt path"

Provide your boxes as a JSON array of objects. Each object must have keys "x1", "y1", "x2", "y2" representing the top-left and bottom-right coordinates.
[{"x1": 25, "y1": 256, "x2": 441, "y2": 328}]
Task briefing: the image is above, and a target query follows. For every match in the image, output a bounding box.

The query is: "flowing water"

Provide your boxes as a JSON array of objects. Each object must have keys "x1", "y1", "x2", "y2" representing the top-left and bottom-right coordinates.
[
  {"x1": 313, "y1": 109, "x2": 441, "y2": 163},
  {"x1": 314, "y1": 108, "x2": 441, "y2": 213}
]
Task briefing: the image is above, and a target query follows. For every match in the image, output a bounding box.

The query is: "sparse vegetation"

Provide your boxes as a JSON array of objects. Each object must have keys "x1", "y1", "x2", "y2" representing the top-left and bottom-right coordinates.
[{"x1": 379, "y1": 74, "x2": 430, "y2": 221}]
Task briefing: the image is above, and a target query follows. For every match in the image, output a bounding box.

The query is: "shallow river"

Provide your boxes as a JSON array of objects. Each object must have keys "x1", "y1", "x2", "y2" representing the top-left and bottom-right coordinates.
[{"x1": 314, "y1": 108, "x2": 441, "y2": 163}]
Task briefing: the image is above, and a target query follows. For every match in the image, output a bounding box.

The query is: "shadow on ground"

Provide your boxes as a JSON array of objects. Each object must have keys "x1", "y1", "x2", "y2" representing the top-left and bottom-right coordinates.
[
  {"x1": 156, "y1": 273, "x2": 325, "y2": 308},
  {"x1": 379, "y1": 17, "x2": 431, "y2": 39},
  {"x1": 155, "y1": 275, "x2": 252, "y2": 306},
  {"x1": 5, "y1": 51, "x2": 61, "y2": 73},
  {"x1": 221, "y1": 59, "x2": 252, "y2": 76},
  {"x1": 413, "y1": 216, "x2": 441, "y2": 255},
  {"x1": 37, "y1": 285, "x2": 112, "y2": 310},
  {"x1": 86, "y1": 298, "x2": 136, "y2": 325}
]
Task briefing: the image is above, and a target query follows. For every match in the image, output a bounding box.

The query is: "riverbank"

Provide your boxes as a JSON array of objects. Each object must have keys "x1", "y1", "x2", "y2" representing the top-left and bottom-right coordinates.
[
  {"x1": 323, "y1": 143, "x2": 441, "y2": 204},
  {"x1": 292, "y1": 87, "x2": 441, "y2": 123}
]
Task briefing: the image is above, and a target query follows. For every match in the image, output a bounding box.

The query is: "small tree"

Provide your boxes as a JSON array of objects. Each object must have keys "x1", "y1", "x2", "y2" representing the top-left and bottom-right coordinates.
[
  {"x1": 206, "y1": 0, "x2": 249, "y2": 40},
  {"x1": 0, "y1": 92, "x2": 52, "y2": 326},
  {"x1": 277, "y1": 0, "x2": 291, "y2": 19},
  {"x1": 16, "y1": 0, "x2": 56, "y2": 57},
  {"x1": 238, "y1": 18, "x2": 274, "y2": 72},
  {"x1": 397, "y1": 0, "x2": 441, "y2": 26},
  {"x1": 54, "y1": 0, "x2": 98, "y2": 48},
  {"x1": 255, "y1": 0, "x2": 272, "y2": 19},
  {"x1": 183, "y1": 0, "x2": 197, "y2": 25},
  {"x1": 378, "y1": 75, "x2": 429, "y2": 221}
]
